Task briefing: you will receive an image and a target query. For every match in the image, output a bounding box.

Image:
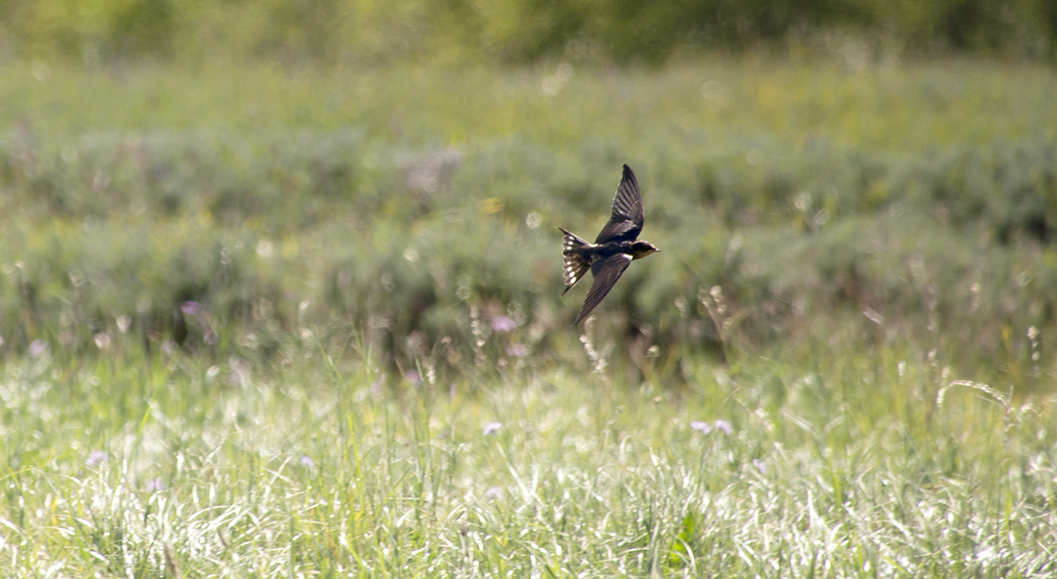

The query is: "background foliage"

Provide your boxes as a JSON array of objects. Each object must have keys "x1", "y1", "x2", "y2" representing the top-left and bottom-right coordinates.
[
  {"x1": 2, "y1": 61, "x2": 1056, "y2": 387},
  {"x1": 1, "y1": 0, "x2": 1056, "y2": 64}
]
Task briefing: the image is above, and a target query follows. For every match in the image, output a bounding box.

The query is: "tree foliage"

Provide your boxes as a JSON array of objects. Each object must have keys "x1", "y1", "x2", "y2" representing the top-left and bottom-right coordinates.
[{"x1": 1, "y1": 0, "x2": 1054, "y2": 64}]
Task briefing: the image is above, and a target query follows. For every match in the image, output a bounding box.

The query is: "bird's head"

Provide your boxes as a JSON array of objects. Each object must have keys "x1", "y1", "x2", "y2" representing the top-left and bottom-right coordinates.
[{"x1": 630, "y1": 241, "x2": 660, "y2": 260}]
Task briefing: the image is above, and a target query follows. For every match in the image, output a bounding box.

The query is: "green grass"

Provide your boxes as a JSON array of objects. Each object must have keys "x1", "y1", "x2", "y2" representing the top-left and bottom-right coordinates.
[
  {"x1": 2, "y1": 338, "x2": 1055, "y2": 576},
  {"x1": 1, "y1": 57, "x2": 1056, "y2": 576},
  {"x1": 3, "y1": 59, "x2": 1053, "y2": 147}
]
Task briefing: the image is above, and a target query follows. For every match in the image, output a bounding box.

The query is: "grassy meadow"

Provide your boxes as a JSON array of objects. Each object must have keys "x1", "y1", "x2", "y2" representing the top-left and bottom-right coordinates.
[{"x1": 1, "y1": 57, "x2": 1056, "y2": 576}]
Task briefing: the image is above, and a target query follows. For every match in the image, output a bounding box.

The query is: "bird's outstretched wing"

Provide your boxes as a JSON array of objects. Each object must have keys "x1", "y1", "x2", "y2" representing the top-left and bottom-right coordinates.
[
  {"x1": 594, "y1": 164, "x2": 644, "y2": 244},
  {"x1": 573, "y1": 253, "x2": 632, "y2": 325}
]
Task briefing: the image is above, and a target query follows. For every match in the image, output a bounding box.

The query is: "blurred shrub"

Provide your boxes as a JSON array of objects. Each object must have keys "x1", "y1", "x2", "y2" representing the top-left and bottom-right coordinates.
[
  {"x1": 1, "y1": 128, "x2": 1055, "y2": 380},
  {"x1": 0, "y1": 0, "x2": 1054, "y2": 64}
]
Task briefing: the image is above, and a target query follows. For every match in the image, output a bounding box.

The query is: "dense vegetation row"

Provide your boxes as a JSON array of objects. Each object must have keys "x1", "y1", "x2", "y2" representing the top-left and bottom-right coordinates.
[{"x1": 2, "y1": 63, "x2": 1055, "y2": 386}]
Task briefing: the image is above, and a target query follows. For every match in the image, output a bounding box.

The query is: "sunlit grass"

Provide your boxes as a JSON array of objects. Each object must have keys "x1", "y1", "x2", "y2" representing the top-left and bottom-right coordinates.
[{"x1": 1, "y1": 338, "x2": 1055, "y2": 576}]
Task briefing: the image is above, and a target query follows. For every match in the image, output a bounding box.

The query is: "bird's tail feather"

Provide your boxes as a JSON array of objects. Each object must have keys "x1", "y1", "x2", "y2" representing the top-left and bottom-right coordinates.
[{"x1": 559, "y1": 227, "x2": 591, "y2": 295}]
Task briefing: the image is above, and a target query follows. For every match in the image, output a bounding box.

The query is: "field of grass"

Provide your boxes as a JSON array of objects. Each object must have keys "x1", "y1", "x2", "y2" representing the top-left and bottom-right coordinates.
[{"x1": 1, "y1": 57, "x2": 1056, "y2": 576}]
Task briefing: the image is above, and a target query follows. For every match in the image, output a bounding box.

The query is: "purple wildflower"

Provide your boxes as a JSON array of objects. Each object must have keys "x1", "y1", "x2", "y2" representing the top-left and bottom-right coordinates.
[
  {"x1": 752, "y1": 459, "x2": 767, "y2": 474},
  {"x1": 300, "y1": 455, "x2": 316, "y2": 468},
  {"x1": 405, "y1": 370, "x2": 421, "y2": 386},
  {"x1": 506, "y1": 343, "x2": 529, "y2": 357},
  {"x1": 491, "y1": 315, "x2": 517, "y2": 332},
  {"x1": 713, "y1": 419, "x2": 733, "y2": 435},
  {"x1": 484, "y1": 486, "x2": 504, "y2": 499},
  {"x1": 87, "y1": 450, "x2": 108, "y2": 466},
  {"x1": 146, "y1": 477, "x2": 165, "y2": 492},
  {"x1": 690, "y1": 421, "x2": 712, "y2": 434},
  {"x1": 29, "y1": 339, "x2": 48, "y2": 357},
  {"x1": 180, "y1": 301, "x2": 201, "y2": 316},
  {"x1": 483, "y1": 422, "x2": 502, "y2": 436}
]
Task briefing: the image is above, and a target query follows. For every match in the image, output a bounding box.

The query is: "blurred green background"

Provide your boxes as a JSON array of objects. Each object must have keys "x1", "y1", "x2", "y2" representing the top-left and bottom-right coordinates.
[
  {"x1": 1, "y1": 0, "x2": 1056, "y2": 63},
  {"x1": 1, "y1": 0, "x2": 1055, "y2": 387}
]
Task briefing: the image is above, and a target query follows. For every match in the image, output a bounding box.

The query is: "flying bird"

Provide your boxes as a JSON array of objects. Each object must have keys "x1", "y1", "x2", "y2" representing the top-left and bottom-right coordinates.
[{"x1": 559, "y1": 164, "x2": 660, "y2": 325}]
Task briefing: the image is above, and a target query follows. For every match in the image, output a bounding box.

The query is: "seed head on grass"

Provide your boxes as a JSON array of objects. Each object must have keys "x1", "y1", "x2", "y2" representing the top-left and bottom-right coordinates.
[
  {"x1": 579, "y1": 318, "x2": 611, "y2": 379},
  {"x1": 469, "y1": 305, "x2": 487, "y2": 368},
  {"x1": 93, "y1": 333, "x2": 111, "y2": 350}
]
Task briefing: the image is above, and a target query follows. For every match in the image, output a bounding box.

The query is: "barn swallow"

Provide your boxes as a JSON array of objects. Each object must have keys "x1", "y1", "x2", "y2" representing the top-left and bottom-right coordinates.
[{"x1": 559, "y1": 164, "x2": 660, "y2": 325}]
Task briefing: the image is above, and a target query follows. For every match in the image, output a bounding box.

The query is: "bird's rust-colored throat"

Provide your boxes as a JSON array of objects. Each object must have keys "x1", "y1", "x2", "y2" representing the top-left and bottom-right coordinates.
[{"x1": 630, "y1": 241, "x2": 660, "y2": 260}]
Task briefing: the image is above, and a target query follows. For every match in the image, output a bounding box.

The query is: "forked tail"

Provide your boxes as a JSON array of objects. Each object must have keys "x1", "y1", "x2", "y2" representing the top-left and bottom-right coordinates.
[{"x1": 558, "y1": 227, "x2": 591, "y2": 295}]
